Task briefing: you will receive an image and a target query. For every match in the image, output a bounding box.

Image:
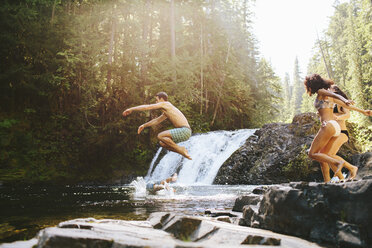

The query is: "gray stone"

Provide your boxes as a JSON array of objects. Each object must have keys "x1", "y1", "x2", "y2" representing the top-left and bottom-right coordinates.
[
  {"x1": 252, "y1": 186, "x2": 269, "y2": 195},
  {"x1": 352, "y1": 152, "x2": 372, "y2": 180},
  {"x1": 241, "y1": 235, "x2": 281, "y2": 245},
  {"x1": 242, "y1": 205, "x2": 259, "y2": 227},
  {"x1": 232, "y1": 194, "x2": 262, "y2": 212},
  {"x1": 336, "y1": 221, "x2": 363, "y2": 248},
  {"x1": 147, "y1": 212, "x2": 175, "y2": 229},
  {"x1": 216, "y1": 216, "x2": 231, "y2": 223},
  {"x1": 244, "y1": 179, "x2": 372, "y2": 247},
  {"x1": 2, "y1": 215, "x2": 324, "y2": 248},
  {"x1": 163, "y1": 216, "x2": 202, "y2": 241}
]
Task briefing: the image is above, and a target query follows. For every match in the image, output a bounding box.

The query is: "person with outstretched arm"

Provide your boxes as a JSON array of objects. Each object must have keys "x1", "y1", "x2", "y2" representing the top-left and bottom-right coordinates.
[{"x1": 123, "y1": 92, "x2": 192, "y2": 160}]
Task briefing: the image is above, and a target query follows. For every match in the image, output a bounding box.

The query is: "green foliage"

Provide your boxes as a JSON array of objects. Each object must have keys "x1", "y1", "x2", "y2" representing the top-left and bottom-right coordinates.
[
  {"x1": 0, "y1": 0, "x2": 370, "y2": 185},
  {"x1": 282, "y1": 145, "x2": 313, "y2": 181},
  {"x1": 347, "y1": 121, "x2": 372, "y2": 152}
]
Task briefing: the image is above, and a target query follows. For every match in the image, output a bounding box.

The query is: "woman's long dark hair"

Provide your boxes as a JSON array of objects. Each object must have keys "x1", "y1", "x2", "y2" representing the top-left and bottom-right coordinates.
[
  {"x1": 332, "y1": 85, "x2": 349, "y2": 113},
  {"x1": 304, "y1": 74, "x2": 334, "y2": 96},
  {"x1": 332, "y1": 85, "x2": 348, "y2": 99}
]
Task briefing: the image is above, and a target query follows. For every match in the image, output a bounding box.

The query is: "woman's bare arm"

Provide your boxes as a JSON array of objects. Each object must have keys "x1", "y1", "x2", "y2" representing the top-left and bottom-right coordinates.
[
  {"x1": 333, "y1": 99, "x2": 371, "y2": 116},
  {"x1": 318, "y1": 89, "x2": 353, "y2": 105}
]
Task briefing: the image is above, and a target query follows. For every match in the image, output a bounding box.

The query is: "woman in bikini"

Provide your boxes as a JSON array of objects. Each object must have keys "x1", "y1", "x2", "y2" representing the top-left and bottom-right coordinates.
[
  {"x1": 319, "y1": 85, "x2": 371, "y2": 182},
  {"x1": 304, "y1": 74, "x2": 358, "y2": 180}
]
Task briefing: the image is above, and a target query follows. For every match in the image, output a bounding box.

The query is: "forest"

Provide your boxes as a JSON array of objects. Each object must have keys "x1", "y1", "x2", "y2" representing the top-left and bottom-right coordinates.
[{"x1": 0, "y1": 0, "x2": 371, "y2": 185}]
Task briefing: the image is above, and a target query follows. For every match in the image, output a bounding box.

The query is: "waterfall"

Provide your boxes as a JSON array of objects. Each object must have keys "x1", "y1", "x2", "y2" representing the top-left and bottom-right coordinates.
[
  {"x1": 146, "y1": 129, "x2": 256, "y2": 185},
  {"x1": 145, "y1": 147, "x2": 162, "y2": 180}
]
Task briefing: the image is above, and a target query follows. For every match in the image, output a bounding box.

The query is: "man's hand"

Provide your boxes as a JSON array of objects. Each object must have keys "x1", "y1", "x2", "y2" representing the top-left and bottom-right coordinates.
[
  {"x1": 122, "y1": 109, "x2": 132, "y2": 117},
  {"x1": 138, "y1": 124, "x2": 145, "y2": 134},
  {"x1": 364, "y1": 110, "x2": 372, "y2": 116}
]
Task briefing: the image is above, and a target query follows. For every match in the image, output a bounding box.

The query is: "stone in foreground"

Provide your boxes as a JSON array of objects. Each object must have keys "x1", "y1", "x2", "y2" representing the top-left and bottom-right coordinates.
[{"x1": 1, "y1": 214, "x2": 323, "y2": 248}]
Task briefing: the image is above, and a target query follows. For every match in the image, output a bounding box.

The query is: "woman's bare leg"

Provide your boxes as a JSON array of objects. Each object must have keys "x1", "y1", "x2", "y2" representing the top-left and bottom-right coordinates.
[
  {"x1": 308, "y1": 125, "x2": 344, "y2": 169},
  {"x1": 319, "y1": 134, "x2": 348, "y2": 181},
  {"x1": 329, "y1": 154, "x2": 358, "y2": 179}
]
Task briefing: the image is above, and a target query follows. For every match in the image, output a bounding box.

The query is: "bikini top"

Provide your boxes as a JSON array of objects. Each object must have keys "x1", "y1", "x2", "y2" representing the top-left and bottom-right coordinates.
[{"x1": 314, "y1": 98, "x2": 334, "y2": 110}]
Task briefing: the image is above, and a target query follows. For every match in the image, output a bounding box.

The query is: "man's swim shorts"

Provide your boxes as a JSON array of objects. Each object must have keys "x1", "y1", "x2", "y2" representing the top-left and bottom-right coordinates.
[{"x1": 170, "y1": 126, "x2": 192, "y2": 143}]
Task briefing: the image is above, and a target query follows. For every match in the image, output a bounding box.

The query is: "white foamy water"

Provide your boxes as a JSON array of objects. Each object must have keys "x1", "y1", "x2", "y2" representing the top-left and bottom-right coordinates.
[
  {"x1": 145, "y1": 148, "x2": 162, "y2": 180},
  {"x1": 129, "y1": 177, "x2": 147, "y2": 198},
  {"x1": 147, "y1": 129, "x2": 256, "y2": 185}
]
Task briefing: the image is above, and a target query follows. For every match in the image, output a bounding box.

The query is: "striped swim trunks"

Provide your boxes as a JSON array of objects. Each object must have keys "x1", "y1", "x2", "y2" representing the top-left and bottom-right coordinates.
[{"x1": 170, "y1": 126, "x2": 192, "y2": 143}]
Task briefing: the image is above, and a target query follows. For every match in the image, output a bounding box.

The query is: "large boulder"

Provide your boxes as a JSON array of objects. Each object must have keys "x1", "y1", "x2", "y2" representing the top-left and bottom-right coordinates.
[
  {"x1": 239, "y1": 179, "x2": 372, "y2": 248},
  {"x1": 214, "y1": 113, "x2": 364, "y2": 185}
]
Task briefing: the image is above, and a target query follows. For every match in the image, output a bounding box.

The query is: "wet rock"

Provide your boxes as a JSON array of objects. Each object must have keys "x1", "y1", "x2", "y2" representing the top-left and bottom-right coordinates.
[
  {"x1": 216, "y1": 216, "x2": 231, "y2": 223},
  {"x1": 232, "y1": 194, "x2": 262, "y2": 212},
  {"x1": 163, "y1": 216, "x2": 202, "y2": 240},
  {"x1": 241, "y1": 235, "x2": 281, "y2": 245},
  {"x1": 204, "y1": 209, "x2": 238, "y2": 217},
  {"x1": 352, "y1": 152, "x2": 372, "y2": 180},
  {"x1": 239, "y1": 179, "x2": 372, "y2": 247},
  {"x1": 242, "y1": 205, "x2": 259, "y2": 227},
  {"x1": 252, "y1": 186, "x2": 269, "y2": 195},
  {"x1": 335, "y1": 221, "x2": 363, "y2": 248},
  {"x1": 147, "y1": 212, "x2": 176, "y2": 229},
  {"x1": 214, "y1": 113, "x2": 365, "y2": 185}
]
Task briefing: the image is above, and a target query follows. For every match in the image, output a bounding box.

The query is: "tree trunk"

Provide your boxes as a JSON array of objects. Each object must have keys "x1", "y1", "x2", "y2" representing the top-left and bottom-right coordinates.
[
  {"x1": 211, "y1": 41, "x2": 230, "y2": 126},
  {"x1": 170, "y1": 0, "x2": 176, "y2": 60},
  {"x1": 107, "y1": 15, "x2": 116, "y2": 93},
  {"x1": 317, "y1": 31, "x2": 332, "y2": 79},
  {"x1": 141, "y1": 0, "x2": 151, "y2": 88},
  {"x1": 170, "y1": 0, "x2": 176, "y2": 82},
  {"x1": 200, "y1": 24, "x2": 204, "y2": 115},
  {"x1": 51, "y1": 0, "x2": 57, "y2": 24},
  {"x1": 210, "y1": 74, "x2": 225, "y2": 126}
]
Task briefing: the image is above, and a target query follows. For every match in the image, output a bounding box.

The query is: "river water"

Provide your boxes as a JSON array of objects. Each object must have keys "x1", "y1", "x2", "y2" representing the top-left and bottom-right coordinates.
[
  {"x1": 0, "y1": 129, "x2": 257, "y2": 244},
  {"x1": 0, "y1": 184, "x2": 256, "y2": 243}
]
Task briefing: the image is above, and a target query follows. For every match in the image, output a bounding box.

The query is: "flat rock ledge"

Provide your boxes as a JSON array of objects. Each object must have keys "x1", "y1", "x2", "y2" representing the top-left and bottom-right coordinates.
[
  {"x1": 234, "y1": 179, "x2": 372, "y2": 248},
  {"x1": 1, "y1": 213, "x2": 322, "y2": 248}
]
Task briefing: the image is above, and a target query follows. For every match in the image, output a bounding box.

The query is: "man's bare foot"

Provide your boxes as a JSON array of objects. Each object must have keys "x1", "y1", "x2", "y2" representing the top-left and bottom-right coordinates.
[
  {"x1": 349, "y1": 166, "x2": 358, "y2": 180},
  {"x1": 334, "y1": 161, "x2": 344, "y2": 175},
  {"x1": 180, "y1": 147, "x2": 192, "y2": 160}
]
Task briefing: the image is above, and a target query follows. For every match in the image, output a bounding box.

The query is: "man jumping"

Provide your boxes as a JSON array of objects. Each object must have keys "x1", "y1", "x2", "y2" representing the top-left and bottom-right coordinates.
[{"x1": 122, "y1": 92, "x2": 192, "y2": 160}]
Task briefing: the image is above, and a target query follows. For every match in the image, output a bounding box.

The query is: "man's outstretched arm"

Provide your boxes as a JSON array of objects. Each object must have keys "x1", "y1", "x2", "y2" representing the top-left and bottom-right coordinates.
[
  {"x1": 138, "y1": 114, "x2": 167, "y2": 134},
  {"x1": 122, "y1": 102, "x2": 165, "y2": 117}
]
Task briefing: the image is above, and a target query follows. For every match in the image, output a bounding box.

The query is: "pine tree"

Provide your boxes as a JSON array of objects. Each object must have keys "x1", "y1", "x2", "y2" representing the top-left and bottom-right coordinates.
[{"x1": 289, "y1": 57, "x2": 304, "y2": 116}]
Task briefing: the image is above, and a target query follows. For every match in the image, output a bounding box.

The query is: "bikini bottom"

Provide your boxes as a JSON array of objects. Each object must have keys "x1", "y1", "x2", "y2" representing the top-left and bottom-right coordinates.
[{"x1": 325, "y1": 120, "x2": 341, "y2": 137}]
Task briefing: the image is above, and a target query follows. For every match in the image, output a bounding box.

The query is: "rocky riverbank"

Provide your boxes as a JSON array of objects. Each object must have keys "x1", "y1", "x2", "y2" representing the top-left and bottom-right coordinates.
[
  {"x1": 2, "y1": 179, "x2": 371, "y2": 248},
  {"x1": 1, "y1": 214, "x2": 322, "y2": 248},
  {"x1": 214, "y1": 113, "x2": 371, "y2": 185},
  {"x1": 235, "y1": 179, "x2": 372, "y2": 248}
]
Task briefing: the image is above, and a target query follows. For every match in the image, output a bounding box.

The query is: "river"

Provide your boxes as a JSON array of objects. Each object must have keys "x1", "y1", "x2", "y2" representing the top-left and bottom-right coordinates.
[
  {"x1": 1, "y1": 129, "x2": 257, "y2": 244},
  {"x1": 0, "y1": 184, "x2": 256, "y2": 243}
]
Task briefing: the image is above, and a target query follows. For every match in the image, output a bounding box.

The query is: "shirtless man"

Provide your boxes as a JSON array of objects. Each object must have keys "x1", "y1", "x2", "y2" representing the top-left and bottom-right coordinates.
[
  {"x1": 122, "y1": 92, "x2": 192, "y2": 159},
  {"x1": 146, "y1": 173, "x2": 178, "y2": 194}
]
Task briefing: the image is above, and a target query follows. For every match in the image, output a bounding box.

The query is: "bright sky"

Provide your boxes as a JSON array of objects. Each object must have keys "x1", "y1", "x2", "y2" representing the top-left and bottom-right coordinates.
[{"x1": 252, "y1": 0, "x2": 346, "y2": 81}]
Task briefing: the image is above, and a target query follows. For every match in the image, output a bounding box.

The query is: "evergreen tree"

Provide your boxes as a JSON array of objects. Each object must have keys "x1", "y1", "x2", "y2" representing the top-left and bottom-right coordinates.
[
  {"x1": 280, "y1": 73, "x2": 292, "y2": 122},
  {"x1": 289, "y1": 57, "x2": 304, "y2": 116}
]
